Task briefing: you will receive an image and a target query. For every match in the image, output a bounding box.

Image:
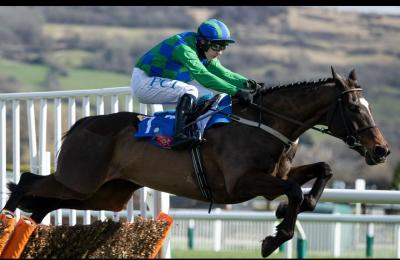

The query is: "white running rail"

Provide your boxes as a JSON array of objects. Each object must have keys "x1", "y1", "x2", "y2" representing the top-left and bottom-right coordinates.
[{"x1": 0, "y1": 86, "x2": 169, "y2": 228}]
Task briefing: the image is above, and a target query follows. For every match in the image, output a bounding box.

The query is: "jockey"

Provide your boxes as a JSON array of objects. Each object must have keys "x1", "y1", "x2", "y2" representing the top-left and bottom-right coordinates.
[{"x1": 131, "y1": 18, "x2": 259, "y2": 150}]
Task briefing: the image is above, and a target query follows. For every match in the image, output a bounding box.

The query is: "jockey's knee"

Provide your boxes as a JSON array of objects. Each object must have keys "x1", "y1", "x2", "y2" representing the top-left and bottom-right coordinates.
[{"x1": 184, "y1": 85, "x2": 199, "y2": 100}]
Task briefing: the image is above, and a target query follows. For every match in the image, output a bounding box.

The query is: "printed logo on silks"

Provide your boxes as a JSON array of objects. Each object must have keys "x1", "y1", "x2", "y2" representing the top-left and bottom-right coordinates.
[
  {"x1": 135, "y1": 111, "x2": 176, "y2": 149},
  {"x1": 153, "y1": 127, "x2": 173, "y2": 148}
]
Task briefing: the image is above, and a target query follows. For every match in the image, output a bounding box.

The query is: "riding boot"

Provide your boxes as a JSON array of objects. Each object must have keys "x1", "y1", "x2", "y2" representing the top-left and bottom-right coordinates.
[{"x1": 171, "y1": 94, "x2": 199, "y2": 150}]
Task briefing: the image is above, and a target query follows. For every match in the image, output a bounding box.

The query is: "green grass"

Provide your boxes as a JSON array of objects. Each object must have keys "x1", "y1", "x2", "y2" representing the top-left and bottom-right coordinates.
[
  {"x1": 0, "y1": 58, "x2": 131, "y2": 92},
  {"x1": 47, "y1": 49, "x2": 93, "y2": 68},
  {"x1": 57, "y1": 67, "x2": 130, "y2": 90},
  {"x1": 0, "y1": 59, "x2": 49, "y2": 91}
]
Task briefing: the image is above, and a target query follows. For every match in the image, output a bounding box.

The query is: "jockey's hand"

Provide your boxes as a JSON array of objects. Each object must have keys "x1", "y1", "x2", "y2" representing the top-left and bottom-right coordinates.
[
  {"x1": 257, "y1": 82, "x2": 265, "y2": 88},
  {"x1": 234, "y1": 90, "x2": 253, "y2": 105},
  {"x1": 244, "y1": 79, "x2": 263, "y2": 93}
]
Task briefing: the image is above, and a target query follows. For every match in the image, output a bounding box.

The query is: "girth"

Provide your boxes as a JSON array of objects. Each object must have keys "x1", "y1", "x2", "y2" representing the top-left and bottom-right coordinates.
[{"x1": 190, "y1": 145, "x2": 214, "y2": 213}]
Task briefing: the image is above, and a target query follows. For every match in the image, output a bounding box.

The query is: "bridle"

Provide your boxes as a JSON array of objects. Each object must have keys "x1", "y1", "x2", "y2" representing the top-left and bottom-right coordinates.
[
  {"x1": 248, "y1": 87, "x2": 377, "y2": 149},
  {"x1": 324, "y1": 88, "x2": 376, "y2": 148}
]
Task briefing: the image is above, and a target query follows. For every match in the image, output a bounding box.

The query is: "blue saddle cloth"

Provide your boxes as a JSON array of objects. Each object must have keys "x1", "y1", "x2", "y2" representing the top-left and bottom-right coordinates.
[{"x1": 135, "y1": 94, "x2": 232, "y2": 149}]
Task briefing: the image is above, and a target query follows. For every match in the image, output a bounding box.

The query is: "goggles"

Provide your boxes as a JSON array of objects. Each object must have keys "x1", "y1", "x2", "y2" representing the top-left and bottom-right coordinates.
[{"x1": 209, "y1": 42, "x2": 227, "y2": 51}]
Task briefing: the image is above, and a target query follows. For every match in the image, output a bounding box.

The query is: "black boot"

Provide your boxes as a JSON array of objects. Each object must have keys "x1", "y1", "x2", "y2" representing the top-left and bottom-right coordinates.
[{"x1": 171, "y1": 94, "x2": 199, "y2": 150}]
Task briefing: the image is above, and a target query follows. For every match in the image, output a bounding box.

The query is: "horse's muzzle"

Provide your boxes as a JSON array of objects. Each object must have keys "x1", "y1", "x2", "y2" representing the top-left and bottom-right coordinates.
[{"x1": 366, "y1": 144, "x2": 390, "y2": 165}]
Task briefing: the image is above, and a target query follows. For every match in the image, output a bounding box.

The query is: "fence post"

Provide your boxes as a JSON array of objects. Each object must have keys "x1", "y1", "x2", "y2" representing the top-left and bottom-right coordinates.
[
  {"x1": 68, "y1": 97, "x2": 77, "y2": 226},
  {"x1": 54, "y1": 98, "x2": 63, "y2": 225},
  {"x1": 355, "y1": 179, "x2": 366, "y2": 214},
  {"x1": 397, "y1": 224, "x2": 400, "y2": 258},
  {"x1": 333, "y1": 213, "x2": 341, "y2": 257},
  {"x1": 0, "y1": 101, "x2": 6, "y2": 208},
  {"x1": 213, "y1": 208, "x2": 222, "y2": 252},
  {"x1": 286, "y1": 238, "x2": 293, "y2": 259},
  {"x1": 39, "y1": 99, "x2": 51, "y2": 225},
  {"x1": 12, "y1": 100, "x2": 21, "y2": 220},
  {"x1": 296, "y1": 221, "x2": 307, "y2": 259},
  {"x1": 366, "y1": 223, "x2": 374, "y2": 257},
  {"x1": 82, "y1": 96, "x2": 91, "y2": 225},
  {"x1": 27, "y1": 99, "x2": 37, "y2": 174},
  {"x1": 188, "y1": 219, "x2": 195, "y2": 250}
]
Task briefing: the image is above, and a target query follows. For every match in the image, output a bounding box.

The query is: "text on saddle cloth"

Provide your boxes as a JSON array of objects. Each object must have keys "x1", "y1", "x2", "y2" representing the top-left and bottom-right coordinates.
[{"x1": 134, "y1": 94, "x2": 232, "y2": 149}]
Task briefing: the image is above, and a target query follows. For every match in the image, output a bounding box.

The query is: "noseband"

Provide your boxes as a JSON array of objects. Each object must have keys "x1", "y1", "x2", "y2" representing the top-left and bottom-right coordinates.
[{"x1": 249, "y1": 87, "x2": 376, "y2": 149}]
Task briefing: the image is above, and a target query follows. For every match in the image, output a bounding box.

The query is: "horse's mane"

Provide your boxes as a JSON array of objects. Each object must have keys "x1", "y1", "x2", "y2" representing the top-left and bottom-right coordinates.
[{"x1": 259, "y1": 77, "x2": 334, "y2": 94}]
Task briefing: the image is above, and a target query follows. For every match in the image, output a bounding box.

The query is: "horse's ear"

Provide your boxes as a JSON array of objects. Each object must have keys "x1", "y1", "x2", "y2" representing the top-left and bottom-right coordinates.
[
  {"x1": 349, "y1": 69, "x2": 357, "y2": 81},
  {"x1": 331, "y1": 66, "x2": 342, "y2": 80},
  {"x1": 331, "y1": 66, "x2": 346, "y2": 87}
]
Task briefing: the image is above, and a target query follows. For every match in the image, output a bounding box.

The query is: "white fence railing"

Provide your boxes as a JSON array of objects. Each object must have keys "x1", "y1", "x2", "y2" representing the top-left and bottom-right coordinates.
[
  {"x1": 169, "y1": 209, "x2": 400, "y2": 258},
  {"x1": 0, "y1": 86, "x2": 170, "y2": 255}
]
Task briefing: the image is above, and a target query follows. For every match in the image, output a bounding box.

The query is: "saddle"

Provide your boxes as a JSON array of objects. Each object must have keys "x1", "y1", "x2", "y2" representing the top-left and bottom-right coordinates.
[
  {"x1": 181, "y1": 94, "x2": 222, "y2": 146},
  {"x1": 189, "y1": 94, "x2": 221, "y2": 122},
  {"x1": 134, "y1": 94, "x2": 232, "y2": 149}
]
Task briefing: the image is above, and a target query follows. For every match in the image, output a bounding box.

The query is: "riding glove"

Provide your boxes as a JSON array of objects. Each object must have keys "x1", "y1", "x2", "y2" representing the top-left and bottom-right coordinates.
[
  {"x1": 244, "y1": 79, "x2": 263, "y2": 93},
  {"x1": 234, "y1": 90, "x2": 253, "y2": 105}
]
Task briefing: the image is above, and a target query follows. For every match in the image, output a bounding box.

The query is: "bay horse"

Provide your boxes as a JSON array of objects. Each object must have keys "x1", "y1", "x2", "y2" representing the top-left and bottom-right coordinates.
[{"x1": 2, "y1": 67, "x2": 390, "y2": 257}]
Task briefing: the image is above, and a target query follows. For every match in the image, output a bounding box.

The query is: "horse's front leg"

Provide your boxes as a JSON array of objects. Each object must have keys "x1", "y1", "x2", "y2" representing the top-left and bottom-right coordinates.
[
  {"x1": 275, "y1": 162, "x2": 333, "y2": 219},
  {"x1": 234, "y1": 172, "x2": 303, "y2": 258}
]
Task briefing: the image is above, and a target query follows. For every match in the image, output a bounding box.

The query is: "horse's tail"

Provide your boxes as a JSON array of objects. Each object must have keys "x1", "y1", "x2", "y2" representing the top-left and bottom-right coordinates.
[
  {"x1": 7, "y1": 182, "x2": 18, "y2": 194},
  {"x1": 62, "y1": 116, "x2": 92, "y2": 141}
]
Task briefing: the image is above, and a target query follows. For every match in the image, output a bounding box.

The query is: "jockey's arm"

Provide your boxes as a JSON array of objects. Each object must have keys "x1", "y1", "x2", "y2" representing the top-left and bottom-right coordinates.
[
  {"x1": 175, "y1": 46, "x2": 241, "y2": 96},
  {"x1": 206, "y1": 58, "x2": 248, "y2": 89}
]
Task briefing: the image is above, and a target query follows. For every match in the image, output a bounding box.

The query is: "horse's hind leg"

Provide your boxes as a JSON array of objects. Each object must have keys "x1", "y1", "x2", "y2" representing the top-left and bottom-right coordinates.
[
  {"x1": 19, "y1": 196, "x2": 62, "y2": 223},
  {"x1": 6, "y1": 172, "x2": 87, "y2": 206},
  {"x1": 234, "y1": 172, "x2": 303, "y2": 257},
  {"x1": 3, "y1": 172, "x2": 91, "y2": 223},
  {"x1": 60, "y1": 179, "x2": 143, "y2": 212},
  {"x1": 15, "y1": 179, "x2": 142, "y2": 223},
  {"x1": 275, "y1": 162, "x2": 333, "y2": 219},
  {"x1": 24, "y1": 174, "x2": 86, "y2": 200}
]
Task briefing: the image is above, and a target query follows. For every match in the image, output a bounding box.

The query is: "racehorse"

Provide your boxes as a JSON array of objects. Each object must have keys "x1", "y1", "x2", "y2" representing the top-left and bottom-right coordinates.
[{"x1": 2, "y1": 67, "x2": 390, "y2": 257}]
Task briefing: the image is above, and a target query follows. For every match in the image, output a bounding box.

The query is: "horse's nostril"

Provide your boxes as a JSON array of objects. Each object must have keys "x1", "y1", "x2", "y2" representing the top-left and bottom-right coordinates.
[{"x1": 374, "y1": 146, "x2": 388, "y2": 157}]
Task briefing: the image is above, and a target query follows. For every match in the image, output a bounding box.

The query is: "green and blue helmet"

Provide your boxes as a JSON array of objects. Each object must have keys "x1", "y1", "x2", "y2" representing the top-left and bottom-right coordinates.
[{"x1": 197, "y1": 19, "x2": 235, "y2": 43}]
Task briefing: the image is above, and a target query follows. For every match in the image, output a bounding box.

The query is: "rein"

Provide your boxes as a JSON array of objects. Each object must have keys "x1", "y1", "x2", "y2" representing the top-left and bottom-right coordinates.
[
  {"x1": 249, "y1": 87, "x2": 376, "y2": 148},
  {"x1": 184, "y1": 104, "x2": 297, "y2": 146},
  {"x1": 184, "y1": 87, "x2": 376, "y2": 149}
]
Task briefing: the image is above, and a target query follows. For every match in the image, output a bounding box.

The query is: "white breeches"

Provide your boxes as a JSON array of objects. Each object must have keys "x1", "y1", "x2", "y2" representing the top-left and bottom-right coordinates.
[{"x1": 130, "y1": 67, "x2": 215, "y2": 104}]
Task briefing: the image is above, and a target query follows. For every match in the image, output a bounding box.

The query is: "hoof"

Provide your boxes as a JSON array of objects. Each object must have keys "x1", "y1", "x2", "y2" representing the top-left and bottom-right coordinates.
[
  {"x1": 261, "y1": 235, "x2": 279, "y2": 258},
  {"x1": 275, "y1": 203, "x2": 287, "y2": 219}
]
